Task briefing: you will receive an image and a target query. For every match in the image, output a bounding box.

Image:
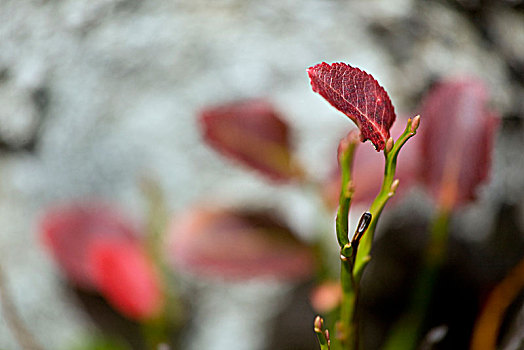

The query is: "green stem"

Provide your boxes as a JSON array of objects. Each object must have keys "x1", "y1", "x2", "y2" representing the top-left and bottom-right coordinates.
[
  {"x1": 339, "y1": 212, "x2": 371, "y2": 350},
  {"x1": 340, "y1": 258, "x2": 357, "y2": 349},
  {"x1": 382, "y1": 208, "x2": 450, "y2": 350},
  {"x1": 321, "y1": 117, "x2": 420, "y2": 350},
  {"x1": 336, "y1": 132, "x2": 359, "y2": 247},
  {"x1": 335, "y1": 131, "x2": 359, "y2": 349},
  {"x1": 346, "y1": 117, "x2": 418, "y2": 350},
  {"x1": 336, "y1": 117, "x2": 419, "y2": 350},
  {"x1": 141, "y1": 178, "x2": 185, "y2": 349},
  {"x1": 141, "y1": 316, "x2": 169, "y2": 350},
  {"x1": 316, "y1": 332, "x2": 331, "y2": 350},
  {"x1": 353, "y1": 116, "x2": 420, "y2": 280}
]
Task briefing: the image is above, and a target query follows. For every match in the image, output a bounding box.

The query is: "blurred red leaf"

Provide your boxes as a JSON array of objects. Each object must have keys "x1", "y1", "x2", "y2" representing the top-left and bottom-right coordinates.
[
  {"x1": 89, "y1": 238, "x2": 164, "y2": 320},
  {"x1": 199, "y1": 99, "x2": 302, "y2": 182},
  {"x1": 167, "y1": 206, "x2": 314, "y2": 281},
  {"x1": 323, "y1": 118, "x2": 420, "y2": 209},
  {"x1": 40, "y1": 202, "x2": 138, "y2": 289},
  {"x1": 418, "y1": 77, "x2": 499, "y2": 209},
  {"x1": 308, "y1": 62, "x2": 396, "y2": 151}
]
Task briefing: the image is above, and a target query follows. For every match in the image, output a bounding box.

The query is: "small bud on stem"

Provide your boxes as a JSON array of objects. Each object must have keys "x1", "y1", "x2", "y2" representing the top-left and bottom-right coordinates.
[
  {"x1": 410, "y1": 115, "x2": 421, "y2": 132},
  {"x1": 385, "y1": 137, "x2": 394, "y2": 153},
  {"x1": 314, "y1": 315, "x2": 324, "y2": 333},
  {"x1": 390, "y1": 179, "x2": 400, "y2": 194}
]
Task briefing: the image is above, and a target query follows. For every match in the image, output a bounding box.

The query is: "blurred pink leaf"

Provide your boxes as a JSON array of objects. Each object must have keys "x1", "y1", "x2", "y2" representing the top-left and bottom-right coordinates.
[
  {"x1": 89, "y1": 238, "x2": 164, "y2": 320},
  {"x1": 199, "y1": 99, "x2": 302, "y2": 182},
  {"x1": 418, "y1": 77, "x2": 499, "y2": 209},
  {"x1": 323, "y1": 118, "x2": 420, "y2": 209},
  {"x1": 308, "y1": 62, "x2": 396, "y2": 151},
  {"x1": 40, "y1": 202, "x2": 138, "y2": 289},
  {"x1": 167, "y1": 206, "x2": 314, "y2": 281},
  {"x1": 310, "y1": 280, "x2": 342, "y2": 313}
]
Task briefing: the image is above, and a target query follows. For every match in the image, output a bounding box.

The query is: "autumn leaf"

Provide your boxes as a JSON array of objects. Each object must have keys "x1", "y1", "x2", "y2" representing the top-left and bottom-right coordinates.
[
  {"x1": 418, "y1": 77, "x2": 499, "y2": 209},
  {"x1": 39, "y1": 202, "x2": 138, "y2": 289},
  {"x1": 308, "y1": 62, "x2": 396, "y2": 151},
  {"x1": 199, "y1": 99, "x2": 302, "y2": 182},
  {"x1": 89, "y1": 238, "x2": 164, "y2": 320},
  {"x1": 167, "y1": 206, "x2": 314, "y2": 281}
]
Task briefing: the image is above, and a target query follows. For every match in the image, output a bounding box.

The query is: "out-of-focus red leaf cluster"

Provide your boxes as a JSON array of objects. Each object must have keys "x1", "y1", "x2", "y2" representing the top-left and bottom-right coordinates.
[
  {"x1": 199, "y1": 99, "x2": 303, "y2": 182},
  {"x1": 40, "y1": 203, "x2": 163, "y2": 320},
  {"x1": 418, "y1": 77, "x2": 499, "y2": 210},
  {"x1": 167, "y1": 206, "x2": 314, "y2": 281},
  {"x1": 40, "y1": 201, "x2": 314, "y2": 320},
  {"x1": 89, "y1": 239, "x2": 163, "y2": 320}
]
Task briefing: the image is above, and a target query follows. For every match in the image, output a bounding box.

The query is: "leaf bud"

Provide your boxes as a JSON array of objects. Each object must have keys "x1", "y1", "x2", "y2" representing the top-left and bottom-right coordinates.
[
  {"x1": 314, "y1": 315, "x2": 324, "y2": 333},
  {"x1": 411, "y1": 115, "x2": 421, "y2": 132},
  {"x1": 385, "y1": 137, "x2": 394, "y2": 153}
]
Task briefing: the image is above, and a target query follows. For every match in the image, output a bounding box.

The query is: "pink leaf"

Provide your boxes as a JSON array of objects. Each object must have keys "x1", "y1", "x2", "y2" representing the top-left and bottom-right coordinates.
[
  {"x1": 167, "y1": 206, "x2": 314, "y2": 281},
  {"x1": 418, "y1": 77, "x2": 499, "y2": 209},
  {"x1": 310, "y1": 280, "x2": 342, "y2": 313},
  {"x1": 199, "y1": 99, "x2": 302, "y2": 182},
  {"x1": 308, "y1": 62, "x2": 396, "y2": 151},
  {"x1": 89, "y1": 238, "x2": 163, "y2": 320},
  {"x1": 39, "y1": 202, "x2": 138, "y2": 289}
]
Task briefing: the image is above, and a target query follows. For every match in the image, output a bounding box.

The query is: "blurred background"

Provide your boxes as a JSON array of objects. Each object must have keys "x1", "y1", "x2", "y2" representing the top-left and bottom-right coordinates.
[{"x1": 1, "y1": 0, "x2": 524, "y2": 349}]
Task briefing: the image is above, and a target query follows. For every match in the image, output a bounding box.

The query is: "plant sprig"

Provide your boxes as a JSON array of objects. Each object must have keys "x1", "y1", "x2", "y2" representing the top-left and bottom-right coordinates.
[{"x1": 314, "y1": 116, "x2": 420, "y2": 350}]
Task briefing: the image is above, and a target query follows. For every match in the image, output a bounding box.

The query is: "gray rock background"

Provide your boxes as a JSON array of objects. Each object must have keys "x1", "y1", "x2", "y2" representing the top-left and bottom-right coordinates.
[{"x1": 1, "y1": 0, "x2": 523, "y2": 349}]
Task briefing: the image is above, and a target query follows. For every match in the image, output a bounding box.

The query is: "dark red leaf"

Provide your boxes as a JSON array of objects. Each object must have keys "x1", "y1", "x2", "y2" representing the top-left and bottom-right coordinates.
[
  {"x1": 167, "y1": 206, "x2": 314, "y2": 281},
  {"x1": 419, "y1": 77, "x2": 499, "y2": 209},
  {"x1": 39, "y1": 202, "x2": 138, "y2": 288},
  {"x1": 89, "y1": 238, "x2": 163, "y2": 320},
  {"x1": 308, "y1": 62, "x2": 396, "y2": 151},
  {"x1": 199, "y1": 99, "x2": 302, "y2": 182}
]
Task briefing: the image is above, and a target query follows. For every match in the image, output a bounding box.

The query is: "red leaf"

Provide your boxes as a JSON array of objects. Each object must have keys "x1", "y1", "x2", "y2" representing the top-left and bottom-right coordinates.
[
  {"x1": 308, "y1": 62, "x2": 396, "y2": 151},
  {"x1": 418, "y1": 77, "x2": 499, "y2": 209},
  {"x1": 167, "y1": 206, "x2": 314, "y2": 281},
  {"x1": 199, "y1": 99, "x2": 302, "y2": 182},
  {"x1": 89, "y1": 238, "x2": 163, "y2": 320},
  {"x1": 40, "y1": 202, "x2": 138, "y2": 288},
  {"x1": 323, "y1": 118, "x2": 420, "y2": 209}
]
